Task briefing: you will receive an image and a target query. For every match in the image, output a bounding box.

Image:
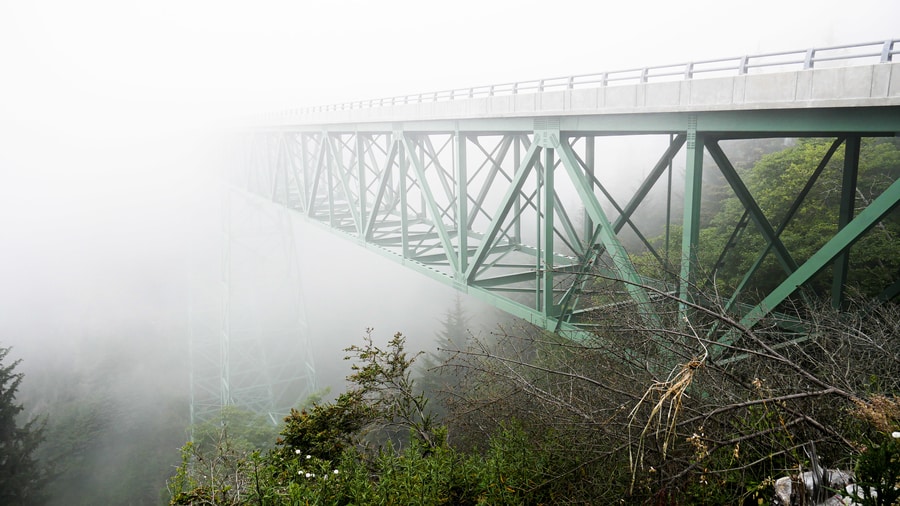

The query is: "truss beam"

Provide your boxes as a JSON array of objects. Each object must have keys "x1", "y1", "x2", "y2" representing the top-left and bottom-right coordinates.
[{"x1": 237, "y1": 107, "x2": 900, "y2": 337}]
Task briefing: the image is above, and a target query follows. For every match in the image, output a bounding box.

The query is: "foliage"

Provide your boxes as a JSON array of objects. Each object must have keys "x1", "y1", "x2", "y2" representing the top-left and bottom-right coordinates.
[
  {"x1": 275, "y1": 391, "x2": 372, "y2": 464},
  {"x1": 698, "y1": 137, "x2": 900, "y2": 301},
  {"x1": 845, "y1": 395, "x2": 900, "y2": 505},
  {"x1": 851, "y1": 434, "x2": 900, "y2": 506},
  {"x1": 344, "y1": 329, "x2": 443, "y2": 451},
  {"x1": 193, "y1": 406, "x2": 280, "y2": 455},
  {"x1": 0, "y1": 344, "x2": 46, "y2": 506},
  {"x1": 167, "y1": 287, "x2": 900, "y2": 504},
  {"x1": 170, "y1": 414, "x2": 273, "y2": 505},
  {"x1": 442, "y1": 287, "x2": 900, "y2": 504},
  {"x1": 168, "y1": 329, "x2": 572, "y2": 505},
  {"x1": 417, "y1": 295, "x2": 470, "y2": 415}
]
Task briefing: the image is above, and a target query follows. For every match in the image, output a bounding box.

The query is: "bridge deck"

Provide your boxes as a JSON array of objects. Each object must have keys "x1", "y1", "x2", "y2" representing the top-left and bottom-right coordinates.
[{"x1": 263, "y1": 62, "x2": 900, "y2": 127}]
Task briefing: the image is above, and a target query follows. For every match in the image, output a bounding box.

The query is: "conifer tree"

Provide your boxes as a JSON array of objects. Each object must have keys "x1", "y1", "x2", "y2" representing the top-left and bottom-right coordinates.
[
  {"x1": 0, "y1": 345, "x2": 46, "y2": 505},
  {"x1": 417, "y1": 296, "x2": 471, "y2": 420}
]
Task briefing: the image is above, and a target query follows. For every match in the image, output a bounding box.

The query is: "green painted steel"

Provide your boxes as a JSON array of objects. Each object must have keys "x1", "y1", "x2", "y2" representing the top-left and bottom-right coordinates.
[
  {"x1": 237, "y1": 106, "x2": 900, "y2": 342},
  {"x1": 739, "y1": 175, "x2": 900, "y2": 329},
  {"x1": 557, "y1": 141, "x2": 659, "y2": 326},
  {"x1": 706, "y1": 142, "x2": 802, "y2": 279},
  {"x1": 721, "y1": 138, "x2": 845, "y2": 313},
  {"x1": 679, "y1": 116, "x2": 703, "y2": 310},
  {"x1": 832, "y1": 136, "x2": 861, "y2": 309},
  {"x1": 265, "y1": 107, "x2": 900, "y2": 136}
]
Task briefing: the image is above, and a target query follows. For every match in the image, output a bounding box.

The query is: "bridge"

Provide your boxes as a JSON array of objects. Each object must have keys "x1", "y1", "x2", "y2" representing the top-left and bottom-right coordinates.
[{"x1": 228, "y1": 40, "x2": 900, "y2": 347}]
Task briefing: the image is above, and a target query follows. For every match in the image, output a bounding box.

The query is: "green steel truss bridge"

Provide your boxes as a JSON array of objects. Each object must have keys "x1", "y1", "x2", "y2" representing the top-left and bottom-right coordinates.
[{"x1": 231, "y1": 40, "x2": 900, "y2": 346}]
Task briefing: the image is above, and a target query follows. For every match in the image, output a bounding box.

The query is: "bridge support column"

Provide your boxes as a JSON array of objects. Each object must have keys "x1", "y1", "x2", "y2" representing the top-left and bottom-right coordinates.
[
  {"x1": 540, "y1": 145, "x2": 556, "y2": 315},
  {"x1": 679, "y1": 116, "x2": 703, "y2": 313},
  {"x1": 832, "y1": 135, "x2": 860, "y2": 309},
  {"x1": 455, "y1": 130, "x2": 468, "y2": 278}
]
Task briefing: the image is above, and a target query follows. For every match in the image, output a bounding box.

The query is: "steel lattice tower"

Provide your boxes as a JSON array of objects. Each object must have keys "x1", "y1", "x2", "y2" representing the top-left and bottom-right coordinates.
[{"x1": 188, "y1": 179, "x2": 317, "y2": 429}]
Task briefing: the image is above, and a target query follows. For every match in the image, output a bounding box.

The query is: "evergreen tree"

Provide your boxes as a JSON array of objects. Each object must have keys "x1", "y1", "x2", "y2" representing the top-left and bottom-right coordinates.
[
  {"x1": 0, "y1": 345, "x2": 46, "y2": 505},
  {"x1": 417, "y1": 296, "x2": 471, "y2": 421}
]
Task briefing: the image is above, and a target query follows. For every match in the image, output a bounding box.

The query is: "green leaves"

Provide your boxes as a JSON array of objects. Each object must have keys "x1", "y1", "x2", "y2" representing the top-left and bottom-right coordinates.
[{"x1": 699, "y1": 138, "x2": 900, "y2": 300}]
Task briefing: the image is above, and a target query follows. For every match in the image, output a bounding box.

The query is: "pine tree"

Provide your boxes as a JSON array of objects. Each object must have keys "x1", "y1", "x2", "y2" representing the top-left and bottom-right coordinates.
[
  {"x1": 0, "y1": 345, "x2": 46, "y2": 505},
  {"x1": 417, "y1": 296, "x2": 471, "y2": 420}
]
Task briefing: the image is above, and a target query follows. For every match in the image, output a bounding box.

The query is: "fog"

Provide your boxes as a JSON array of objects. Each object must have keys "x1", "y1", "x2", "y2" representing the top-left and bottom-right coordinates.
[{"x1": 1, "y1": 0, "x2": 898, "y2": 502}]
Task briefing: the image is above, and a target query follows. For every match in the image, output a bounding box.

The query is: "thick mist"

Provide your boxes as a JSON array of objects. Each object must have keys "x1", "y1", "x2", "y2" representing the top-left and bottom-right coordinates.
[{"x1": 1, "y1": 0, "x2": 898, "y2": 503}]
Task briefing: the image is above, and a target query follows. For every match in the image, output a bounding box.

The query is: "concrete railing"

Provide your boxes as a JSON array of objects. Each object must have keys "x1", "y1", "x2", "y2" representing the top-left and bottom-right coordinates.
[{"x1": 266, "y1": 39, "x2": 898, "y2": 120}]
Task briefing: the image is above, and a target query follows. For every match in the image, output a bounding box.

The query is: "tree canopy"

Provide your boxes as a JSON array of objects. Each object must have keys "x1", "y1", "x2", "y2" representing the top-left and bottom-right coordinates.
[
  {"x1": 0, "y1": 345, "x2": 46, "y2": 505},
  {"x1": 699, "y1": 137, "x2": 900, "y2": 302}
]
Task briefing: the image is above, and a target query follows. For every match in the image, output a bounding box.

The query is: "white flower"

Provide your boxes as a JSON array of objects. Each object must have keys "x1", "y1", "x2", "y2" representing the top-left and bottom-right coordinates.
[
  {"x1": 294, "y1": 449, "x2": 302, "y2": 455},
  {"x1": 333, "y1": 469, "x2": 340, "y2": 475},
  {"x1": 298, "y1": 470, "x2": 303, "y2": 475},
  {"x1": 305, "y1": 472, "x2": 312, "y2": 478},
  {"x1": 305, "y1": 454, "x2": 312, "y2": 460},
  {"x1": 892, "y1": 431, "x2": 900, "y2": 439}
]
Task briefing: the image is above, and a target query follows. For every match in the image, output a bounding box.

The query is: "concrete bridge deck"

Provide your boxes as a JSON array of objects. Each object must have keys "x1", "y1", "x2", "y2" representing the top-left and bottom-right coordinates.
[
  {"x1": 258, "y1": 40, "x2": 900, "y2": 127},
  {"x1": 281, "y1": 62, "x2": 900, "y2": 126}
]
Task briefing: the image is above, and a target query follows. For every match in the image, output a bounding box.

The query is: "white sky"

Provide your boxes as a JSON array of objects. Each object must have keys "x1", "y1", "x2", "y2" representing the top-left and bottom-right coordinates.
[
  {"x1": 2, "y1": 0, "x2": 897, "y2": 210},
  {"x1": 1, "y1": 0, "x2": 898, "y2": 129}
]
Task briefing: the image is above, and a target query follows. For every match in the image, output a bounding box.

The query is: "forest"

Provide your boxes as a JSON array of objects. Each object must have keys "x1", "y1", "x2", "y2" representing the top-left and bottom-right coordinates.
[{"x1": 3, "y1": 136, "x2": 899, "y2": 505}]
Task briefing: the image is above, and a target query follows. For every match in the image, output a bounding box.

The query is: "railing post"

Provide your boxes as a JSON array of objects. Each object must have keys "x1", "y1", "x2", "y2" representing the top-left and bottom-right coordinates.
[
  {"x1": 804, "y1": 48, "x2": 815, "y2": 69},
  {"x1": 882, "y1": 40, "x2": 894, "y2": 63},
  {"x1": 273, "y1": 40, "x2": 891, "y2": 114}
]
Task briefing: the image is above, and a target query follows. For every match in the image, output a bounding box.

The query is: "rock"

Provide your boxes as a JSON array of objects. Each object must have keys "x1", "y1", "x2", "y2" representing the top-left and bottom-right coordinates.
[
  {"x1": 772, "y1": 469, "x2": 855, "y2": 506},
  {"x1": 774, "y1": 476, "x2": 792, "y2": 505}
]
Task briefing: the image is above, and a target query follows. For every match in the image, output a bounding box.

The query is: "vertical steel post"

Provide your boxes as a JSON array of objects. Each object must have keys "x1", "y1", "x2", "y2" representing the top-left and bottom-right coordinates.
[
  {"x1": 398, "y1": 135, "x2": 410, "y2": 258},
  {"x1": 542, "y1": 146, "x2": 555, "y2": 314},
  {"x1": 220, "y1": 188, "x2": 232, "y2": 407},
  {"x1": 679, "y1": 115, "x2": 703, "y2": 310},
  {"x1": 583, "y1": 136, "x2": 595, "y2": 241},
  {"x1": 832, "y1": 135, "x2": 860, "y2": 308},
  {"x1": 456, "y1": 130, "x2": 468, "y2": 278},
  {"x1": 665, "y1": 133, "x2": 674, "y2": 277},
  {"x1": 513, "y1": 136, "x2": 522, "y2": 244},
  {"x1": 357, "y1": 133, "x2": 367, "y2": 231},
  {"x1": 535, "y1": 146, "x2": 543, "y2": 312}
]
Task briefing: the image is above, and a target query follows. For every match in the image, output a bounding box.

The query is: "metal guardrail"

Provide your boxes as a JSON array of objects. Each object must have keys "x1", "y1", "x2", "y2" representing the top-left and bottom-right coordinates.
[{"x1": 273, "y1": 39, "x2": 898, "y2": 118}]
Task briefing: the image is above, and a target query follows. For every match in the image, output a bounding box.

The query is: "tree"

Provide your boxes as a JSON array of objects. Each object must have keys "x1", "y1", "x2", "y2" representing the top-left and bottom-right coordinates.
[
  {"x1": 700, "y1": 137, "x2": 900, "y2": 301},
  {"x1": 0, "y1": 345, "x2": 46, "y2": 505},
  {"x1": 443, "y1": 281, "x2": 900, "y2": 503},
  {"x1": 415, "y1": 295, "x2": 471, "y2": 421}
]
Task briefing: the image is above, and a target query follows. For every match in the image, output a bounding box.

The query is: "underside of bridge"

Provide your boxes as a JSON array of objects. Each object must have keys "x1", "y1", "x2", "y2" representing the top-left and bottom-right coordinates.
[{"x1": 233, "y1": 106, "x2": 900, "y2": 357}]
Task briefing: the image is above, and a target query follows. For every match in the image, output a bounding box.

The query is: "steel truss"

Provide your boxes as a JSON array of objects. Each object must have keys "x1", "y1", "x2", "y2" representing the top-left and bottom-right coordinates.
[
  {"x1": 235, "y1": 107, "x2": 900, "y2": 348},
  {"x1": 189, "y1": 185, "x2": 317, "y2": 428}
]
